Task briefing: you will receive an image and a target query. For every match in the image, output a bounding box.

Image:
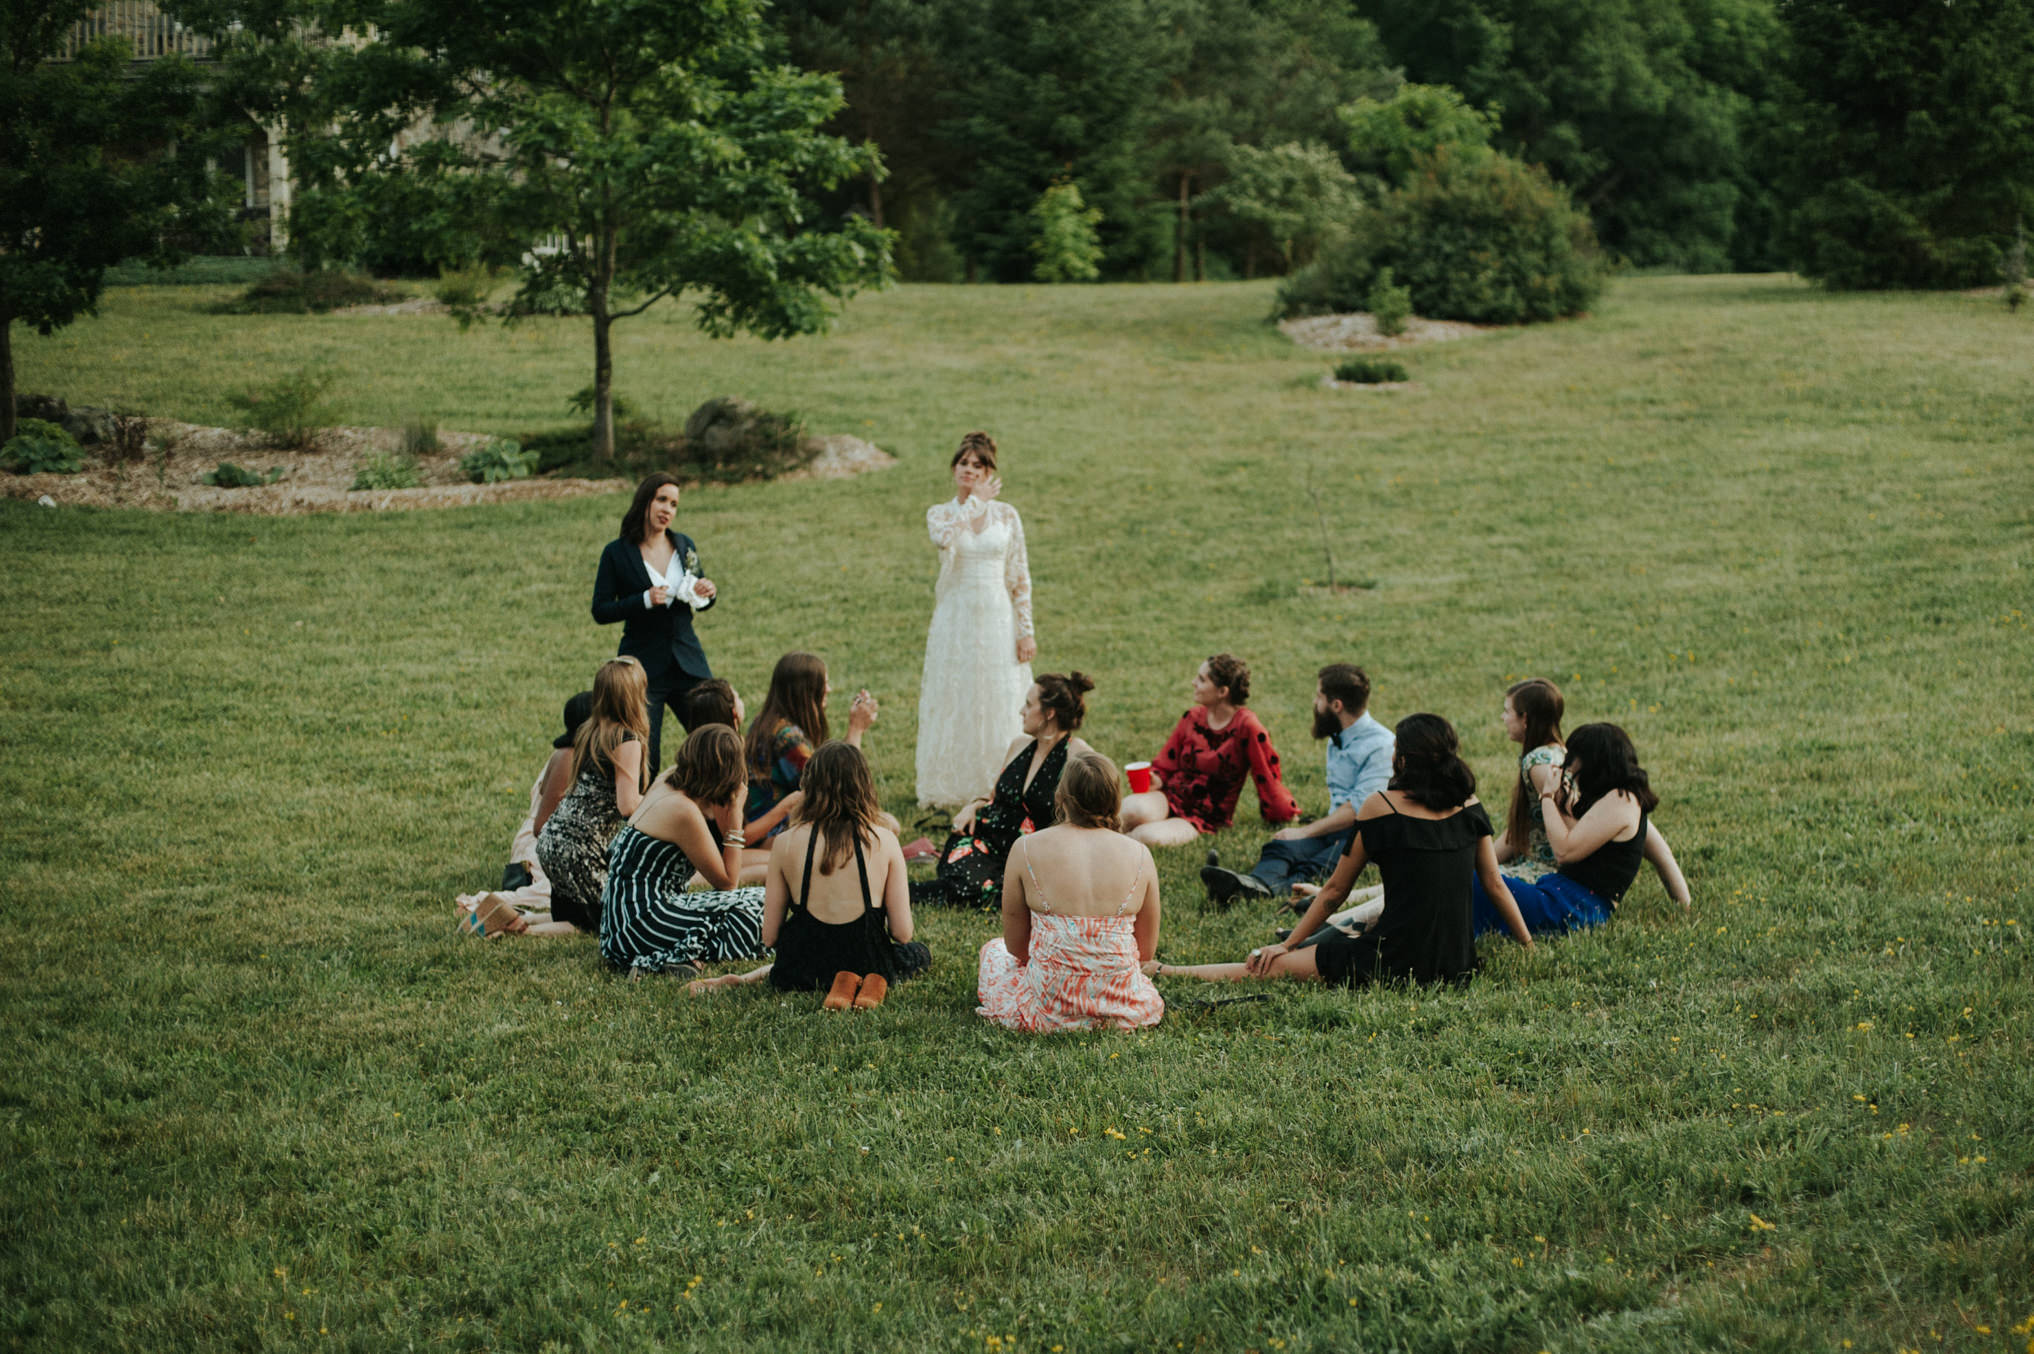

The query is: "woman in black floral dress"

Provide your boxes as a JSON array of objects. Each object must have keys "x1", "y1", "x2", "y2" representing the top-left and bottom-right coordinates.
[{"x1": 918, "y1": 673, "x2": 1095, "y2": 909}]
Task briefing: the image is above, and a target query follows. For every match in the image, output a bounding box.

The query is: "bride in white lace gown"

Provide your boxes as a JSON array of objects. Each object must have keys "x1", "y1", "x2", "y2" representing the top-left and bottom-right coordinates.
[{"x1": 917, "y1": 432, "x2": 1036, "y2": 808}]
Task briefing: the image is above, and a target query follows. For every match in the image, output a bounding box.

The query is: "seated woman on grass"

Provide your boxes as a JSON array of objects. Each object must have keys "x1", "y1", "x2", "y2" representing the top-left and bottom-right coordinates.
[
  {"x1": 680, "y1": 677, "x2": 800, "y2": 883},
  {"x1": 458, "y1": 689, "x2": 591, "y2": 937},
  {"x1": 1119, "y1": 653, "x2": 1299, "y2": 848},
  {"x1": 977, "y1": 752, "x2": 1164, "y2": 1032},
  {"x1": 689, "y1": 741, "x2": 928, "y2": 1007},
  {"x1": 599, "y1": 724, "x2": 771, "y2": 978},
  {"x1": 1152, "y1": 715, "x2": 1532, "y2": 988},
  {"x1": 1471, "y1": 721, "x2": 1690, "y2": 937},
  {"x1": 744, "y1": 652, "x2": 898, "y2": 843},
  {"x1": 531, "y1": 657, "x2": 651, "y2": 934}
]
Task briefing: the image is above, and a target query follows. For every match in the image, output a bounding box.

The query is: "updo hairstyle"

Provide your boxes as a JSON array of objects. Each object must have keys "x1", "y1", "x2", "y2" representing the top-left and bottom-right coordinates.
[
  {"x1": 1035, "y1": 671, "x2": 1094, "y2": 731},
  {"x1": 1205, "y1": 652, "x2": 1251, "y2": 705},
  {"x1": 951, "y1": 431, "x2": 999, "y2": 473}
]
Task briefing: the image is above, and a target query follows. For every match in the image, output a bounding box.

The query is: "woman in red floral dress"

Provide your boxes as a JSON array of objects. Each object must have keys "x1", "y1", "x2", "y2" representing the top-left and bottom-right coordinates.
[{"x1": 1120, "y1": 653, "x2": 1300, "y2": 848}]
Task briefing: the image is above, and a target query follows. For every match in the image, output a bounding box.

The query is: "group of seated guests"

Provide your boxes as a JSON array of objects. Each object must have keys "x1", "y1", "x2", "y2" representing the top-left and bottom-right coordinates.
[{"x1": 456, "y1": 651, "x2": 1689, "y2": 1029}]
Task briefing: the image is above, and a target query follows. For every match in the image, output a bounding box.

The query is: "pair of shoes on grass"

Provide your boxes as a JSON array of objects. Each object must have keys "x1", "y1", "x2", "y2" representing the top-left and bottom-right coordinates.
[
  {"x1": 1199, "y1": 850, "x2": 1274, "y2": 909},
  {"x1": 459, "y1": 892, "x2": 528, "y2": 937},
  {"x1": 823, "y1": 971, "x2": 889, "y2": 1010}
]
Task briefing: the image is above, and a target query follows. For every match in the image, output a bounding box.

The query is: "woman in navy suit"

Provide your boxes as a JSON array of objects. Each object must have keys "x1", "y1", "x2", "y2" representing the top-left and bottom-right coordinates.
[{"x1": 593, "y1": 473, "x2": 718, "y2": 771}]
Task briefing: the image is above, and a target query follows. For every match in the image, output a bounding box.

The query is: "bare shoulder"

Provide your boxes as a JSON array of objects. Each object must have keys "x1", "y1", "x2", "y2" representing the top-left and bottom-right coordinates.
[
  {"x1": 1003, "y1": 733, "x2": 1030, "y2": 761},
  {"x1": 1067, "y1": 736, "x2": 1095, "y2": 759},
  {"x1": 1355, "y1": 790, "x2": 1394, "y2": 820}
]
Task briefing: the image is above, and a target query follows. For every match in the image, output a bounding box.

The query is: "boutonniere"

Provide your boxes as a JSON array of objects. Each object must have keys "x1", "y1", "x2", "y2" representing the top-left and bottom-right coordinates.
[{"x1": 683, "y1": 548, "x2": 700, "y2": 573}]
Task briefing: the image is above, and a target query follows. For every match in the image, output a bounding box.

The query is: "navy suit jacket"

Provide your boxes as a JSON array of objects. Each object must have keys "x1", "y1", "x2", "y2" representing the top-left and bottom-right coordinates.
[{"x1": 592, "y1": 531, "x2": 715, "y2": 682}]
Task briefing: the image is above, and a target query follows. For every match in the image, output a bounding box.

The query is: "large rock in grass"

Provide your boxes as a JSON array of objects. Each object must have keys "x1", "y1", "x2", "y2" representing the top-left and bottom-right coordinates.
[
  {"x1": 62, "y1": 406, "x2": 117, "y2": 446},
  {"x1": 680, "y1": 396, "x2": 810, "y2": 477}
]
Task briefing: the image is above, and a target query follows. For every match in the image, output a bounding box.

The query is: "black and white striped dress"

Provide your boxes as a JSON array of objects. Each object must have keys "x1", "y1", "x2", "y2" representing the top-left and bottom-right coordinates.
[{"x1": 598, "y1": 824, "x2": 769, "y2": 973}]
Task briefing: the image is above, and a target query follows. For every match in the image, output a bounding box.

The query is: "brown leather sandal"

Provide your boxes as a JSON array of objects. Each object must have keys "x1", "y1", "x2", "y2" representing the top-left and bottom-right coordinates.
[
  {"x1": 853, "y1": 973, "x2": 889, "y2": 1010},
  {"x1": 823, "y1": 971, "x2": 861, "y2": 1011}
]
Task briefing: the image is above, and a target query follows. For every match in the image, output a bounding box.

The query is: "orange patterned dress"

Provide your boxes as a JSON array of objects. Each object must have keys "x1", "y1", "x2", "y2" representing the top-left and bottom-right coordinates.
[{"x1": 975, "y1": 850, "x2": 1164, "y2": 1033}]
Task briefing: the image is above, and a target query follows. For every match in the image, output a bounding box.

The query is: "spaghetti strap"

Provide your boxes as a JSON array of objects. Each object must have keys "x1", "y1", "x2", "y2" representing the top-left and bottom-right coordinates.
[
  {"x1": 1114, "y1": 859, "x2": 1142, "y2": 917},
  {"x1": 1018, "y1": 836, "x2": 1050, "y2": 914}
]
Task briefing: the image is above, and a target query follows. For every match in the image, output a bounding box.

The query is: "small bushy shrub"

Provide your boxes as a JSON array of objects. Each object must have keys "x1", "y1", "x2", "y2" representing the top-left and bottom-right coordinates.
[
  {"x1": 459, "y1": 439, "x2": 538, "y2": 484},
  {"x1": 222, "y1": 268, "x2": 403, "y2": 315},
  {"x1": 350, "y1": 451, "x2": 423, "y2": 491},
  {"x1": 1029, "y1": 181, "x2": 1104, "y2": 283},
  {"x1": 676, "y1": 398, "x2": 813, "y2": 484},
  {"x1": 1368, "y1": 267, "x2": 1412, "y2": 336},
  {"x1": 434, "y1": 266, "x2": 497, "y2": 329},
  {"x1": 202, "y1": 462, "x2": 284, "y2": 487},
  {"x1": 1333, "y1": 357, "x2": 1410, "y2": 384},
  {"x1": 2004, "y1": 221, "x2": 2027, "y2": 313},
  {"x1": 227, "y1": 367, "x2": 335, "y2": 450},
  {"x1": 402, "y1": 416, "x2": 441, "y2": 457},
  {"x1": 105, "y1": 413, "x2": 150, "y2": 464},
  {"x1": 1277, "y1": 147, "x2": 1604, "y2": 325},
  {"x1": 0, "y1": 419, "x2": 84, "y2": 474},
  {"x1": 567, "y1": 387, "x2": 635, "y2": 421}
]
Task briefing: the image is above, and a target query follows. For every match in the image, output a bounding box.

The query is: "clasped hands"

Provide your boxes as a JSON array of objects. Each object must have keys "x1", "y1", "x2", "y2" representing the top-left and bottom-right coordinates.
[{"x1": 648, "y1": 577, "x2": 715, "y2": 609}]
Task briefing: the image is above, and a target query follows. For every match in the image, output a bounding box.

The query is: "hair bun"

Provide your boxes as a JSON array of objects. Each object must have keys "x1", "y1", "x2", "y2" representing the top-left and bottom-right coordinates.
[{"x1": 1068, "y1": 671, "x2": 1095, "y2": 694}]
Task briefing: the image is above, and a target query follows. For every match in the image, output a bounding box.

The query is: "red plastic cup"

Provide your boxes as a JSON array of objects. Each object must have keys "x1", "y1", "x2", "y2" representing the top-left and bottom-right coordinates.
[{"x1": 1125, "y1": 761, "x2": 1153, "y2": 795}]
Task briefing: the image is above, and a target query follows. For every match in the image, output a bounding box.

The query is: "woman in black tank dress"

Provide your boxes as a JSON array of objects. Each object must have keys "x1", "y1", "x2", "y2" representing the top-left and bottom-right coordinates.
[
  {"x1": 919, "y1": 673, "x2": 1095, "y2": 910},
  {"x1": 685, "y1": 741, "x2": 929, "y2": 998},
  {"x1": 1150, "y1": 715, "x2": 1535, "y2": 988},
  {"x1": 1469, "y1": 721, "x2": 1691, "y2": 938}
]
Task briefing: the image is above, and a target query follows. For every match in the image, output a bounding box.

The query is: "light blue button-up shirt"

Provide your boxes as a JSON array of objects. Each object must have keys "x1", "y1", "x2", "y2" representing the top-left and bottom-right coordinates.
[{"x1": 1326, "y1": 712, "x2": 1394, "y2": 811}]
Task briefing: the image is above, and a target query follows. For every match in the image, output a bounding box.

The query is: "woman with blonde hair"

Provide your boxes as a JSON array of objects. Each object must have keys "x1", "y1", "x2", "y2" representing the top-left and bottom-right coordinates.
[
  {"x1": 687, "y1": 741, "x2": 928, "y2": 1006},
  {"x1": 976, "y1": 752, "x2": 1164, "y2": 1032},
  {"x1": 600, "y1": 724, "x2": 771, "y2": 976},
  {"x1": 534, "y1": 657, "x2": 651, "y2": 931}
]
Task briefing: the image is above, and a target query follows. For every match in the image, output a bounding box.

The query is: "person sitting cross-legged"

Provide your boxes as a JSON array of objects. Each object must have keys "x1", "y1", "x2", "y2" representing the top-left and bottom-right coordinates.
[
  {"x1": 1151, "y1": 715, "x2": 1533, "y2": 990},
  {"x1": 1201, "y1": 662, "x2": 1393, "y2": 908}
]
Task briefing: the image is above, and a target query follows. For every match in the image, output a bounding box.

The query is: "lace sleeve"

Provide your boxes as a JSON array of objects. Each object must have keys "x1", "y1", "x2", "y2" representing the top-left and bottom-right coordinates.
[
  {"x1": 927, "y1": 496, "x2": 984, "y2": 550},
  {"x1": 1002, "y1": 503, "x2": 1034, "y2": 641}
]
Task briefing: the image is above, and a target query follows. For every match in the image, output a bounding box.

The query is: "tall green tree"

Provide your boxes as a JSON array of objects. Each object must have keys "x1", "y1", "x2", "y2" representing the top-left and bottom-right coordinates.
[
  {"x1": 0, "y1": 3, "x2": 234, "y2": 442},
  {"x1": 194, "y1": 0, "x2": 891, "y2": 458},
  {"x1": 1776, "y1": 0, "x2": 2034, "y2": 288},
  {"x1": 1363, "y1": 0, "x2": 1783, "y2": 271}
]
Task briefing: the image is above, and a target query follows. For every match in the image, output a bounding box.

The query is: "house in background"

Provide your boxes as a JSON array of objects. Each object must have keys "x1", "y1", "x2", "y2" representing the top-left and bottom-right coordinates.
[{"x1": 59, "y1": 1, "x2": 291, "y2": 252}]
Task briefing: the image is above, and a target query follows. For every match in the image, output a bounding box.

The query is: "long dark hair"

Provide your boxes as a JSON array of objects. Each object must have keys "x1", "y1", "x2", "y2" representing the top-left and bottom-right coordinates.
[
  {"x1": 796, "y1": 741, "x2": 882, "y2": 873},
  {"x1": 745, "y1": 652, "x2": 828, "y2": 777},
  {"x1": 620, "y1": 473, "x2": 681, "y2": 544},
  {"x1": 1503, "y1": 678, "x2": 1565, "y2": 852},
  {"x1": 1565, "y1": 723, "x2": 1659, "y2": 817},
  {"x1": 1387, "y1": 713, "x2": 1476, "y2": 811}
]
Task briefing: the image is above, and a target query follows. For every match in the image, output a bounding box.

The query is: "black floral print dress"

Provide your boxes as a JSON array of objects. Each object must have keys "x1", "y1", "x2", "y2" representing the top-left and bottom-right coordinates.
[{"x1": 926, "y1": 736, "x2": 1071, "y2": 910}]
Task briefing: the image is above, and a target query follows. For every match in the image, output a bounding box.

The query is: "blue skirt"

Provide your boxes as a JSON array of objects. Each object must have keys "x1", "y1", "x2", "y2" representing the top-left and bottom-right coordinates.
[{"x1": 1472, "y1": 870, "x2": 1613, "y2": 938}]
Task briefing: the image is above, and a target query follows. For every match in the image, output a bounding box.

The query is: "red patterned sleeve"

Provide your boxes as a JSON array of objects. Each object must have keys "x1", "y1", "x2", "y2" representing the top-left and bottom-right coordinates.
[
  {"x1": 1151, "y1": 712, "x2": 1193, "y2": 783},
  {"x1": 1241, "y1": 711, "x2": 1300, "y2": 823}
]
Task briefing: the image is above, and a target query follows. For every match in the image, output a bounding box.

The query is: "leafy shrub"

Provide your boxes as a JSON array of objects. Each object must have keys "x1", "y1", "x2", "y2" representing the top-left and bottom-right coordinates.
[
  {"x1": 105, "y1": 412, "x2": 151, "y2": 464},
  {"x1": 221, "y1": 268, "x2": 404, "y2": 314},
  {"x1": 227, "y1": 367, "x2": 335, "y2": 450},
  {"x1": 202, "y1": 462, "x2": 285, "y2": 487},
  {"x1": 350, "y1": 451, "x2": 423, "y2": 491},
  {"x1": 101, "y1": 255, "x2": 276, "y2": 288},
  {"x1": 459, "y1": 439, "x2": 539, "y2": 484},
  {"x1": 0, "y1": 419, "x2": 84, "y2": 474},
  {"x1": 402, "y1": 416, "x2": 441, "y2": 457},
  {"x1": 434, "y1": 266, "x2": 497, "y2": 329},
  {"x1": 1368, "y1": 267, "x2": 1412, "y2": 336},
  {"x1": 1333, "y1": 358, "x2": 1410, "y2": 384},
  {"x1": 2004, "y1": 221, "x2": 2028, "y2": 313},
  {"x1": 1029, "y1": 181, "x2": 1104, "y2": 283},
  {"x1": 567, "y1": 386, "x2": 635, "y2": 421},
  {"x1": 1277, "y1": 147, "x2": 1604, "y2": 325},
  {"x1": 676, "y1": 398, "x2": 814, "y2": 484}
]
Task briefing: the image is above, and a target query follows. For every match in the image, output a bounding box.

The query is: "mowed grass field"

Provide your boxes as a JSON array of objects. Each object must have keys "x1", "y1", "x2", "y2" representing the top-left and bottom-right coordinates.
[{"x1": 3, "y1": 276, "x2": 2029, "y2": 1353}]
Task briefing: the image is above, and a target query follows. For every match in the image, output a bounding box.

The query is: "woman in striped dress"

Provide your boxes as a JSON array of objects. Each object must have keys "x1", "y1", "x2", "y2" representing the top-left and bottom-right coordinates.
[
  {"x1": 600, "y1": 725, "x2": 771, "y2": 977},
  {"x1": 977, "y1": 752, "x2": 1164, "y2": 1032}
]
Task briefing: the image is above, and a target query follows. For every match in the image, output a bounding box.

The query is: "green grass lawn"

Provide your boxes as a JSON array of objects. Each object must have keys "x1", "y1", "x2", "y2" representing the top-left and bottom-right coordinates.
[{"x1": 3, "y1": 276, "x2": 2029, "y2": 1353}]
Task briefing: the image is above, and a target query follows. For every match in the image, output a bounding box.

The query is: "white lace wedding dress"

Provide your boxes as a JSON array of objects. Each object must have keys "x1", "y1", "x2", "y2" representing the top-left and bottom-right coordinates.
[{"x1": 916, "y1": 496, "x2": 1034, "y2": 807}]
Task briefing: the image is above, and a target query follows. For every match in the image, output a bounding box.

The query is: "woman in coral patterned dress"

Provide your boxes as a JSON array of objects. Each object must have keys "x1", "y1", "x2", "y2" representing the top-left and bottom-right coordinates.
[
  {"x1": 1119, "y1": 653, "x2": 1300, "y2": 848},
  {"x1": 978, "y1": 753, "x2": 1164, "y2": 1033},
  {"x1": 916, "y1": 432, "x2": 1036, "y2": 808}
]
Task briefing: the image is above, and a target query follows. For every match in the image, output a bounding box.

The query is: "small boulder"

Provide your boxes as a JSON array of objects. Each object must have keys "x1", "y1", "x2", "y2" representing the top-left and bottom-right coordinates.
[
  {"x1": 15, "y1": 394, "x2": 67, "y2": 423},
  {"x1": 62, "y1": 406, "x2": 117, "y2": 446},
  {"x1": 683, "y1": 397, "x2": 768, "y2": 459}
]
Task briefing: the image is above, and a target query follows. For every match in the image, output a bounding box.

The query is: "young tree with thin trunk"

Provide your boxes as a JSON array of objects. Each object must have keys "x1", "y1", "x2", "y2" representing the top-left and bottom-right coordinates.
[{"x1": 201, "y1": 0, "x2": 891, "y2": 460}]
